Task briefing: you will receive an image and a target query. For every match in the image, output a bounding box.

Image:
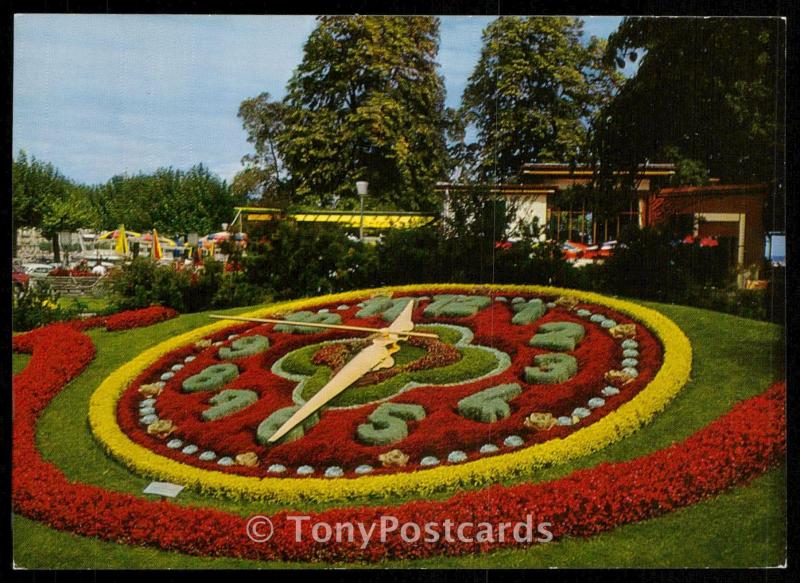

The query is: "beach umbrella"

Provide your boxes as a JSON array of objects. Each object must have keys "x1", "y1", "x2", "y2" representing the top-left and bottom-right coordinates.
[{"x1": 115, "y1": 225, "x2": 130, "y2": 255}]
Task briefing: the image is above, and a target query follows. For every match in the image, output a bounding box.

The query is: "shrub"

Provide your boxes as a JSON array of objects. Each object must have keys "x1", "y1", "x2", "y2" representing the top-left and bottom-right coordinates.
[{"x1": 12, "y1": 281, "x2": 80, "y2": 332}]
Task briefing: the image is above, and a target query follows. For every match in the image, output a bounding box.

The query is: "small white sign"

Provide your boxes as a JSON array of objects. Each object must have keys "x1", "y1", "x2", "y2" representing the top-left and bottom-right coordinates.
[{"x1": 143, "y1": 481, "x2": 184, "y2": 498}]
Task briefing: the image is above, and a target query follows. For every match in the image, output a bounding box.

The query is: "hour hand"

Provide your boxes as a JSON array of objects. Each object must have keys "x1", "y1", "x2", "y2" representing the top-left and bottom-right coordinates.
[{"x1": 267, "y1": 340, "x2": 395, "y2": 443}]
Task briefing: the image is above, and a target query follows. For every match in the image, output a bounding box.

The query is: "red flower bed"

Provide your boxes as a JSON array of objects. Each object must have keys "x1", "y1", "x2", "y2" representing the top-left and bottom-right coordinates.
[
  {"x1": 48, "y1": 267, "x2": 96, "y2": 277},
  {"x1": 69, "y1": 306, "x2": 179, "y2": 332},
  {"x1": 117, "y1": 294, "x2": 662, "y2": 475},
  {"x1": 11, "y1": 318, "x2": 785, "y2": 562}
]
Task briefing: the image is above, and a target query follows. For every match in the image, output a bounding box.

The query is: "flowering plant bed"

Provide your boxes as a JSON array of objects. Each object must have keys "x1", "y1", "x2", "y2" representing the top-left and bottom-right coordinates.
[
  {"x1": 10, "y1": 315, "x2": 783, "y2": 561},
  {"x1": 90, "y1": 284, "x2": 690, "y2": 503}
]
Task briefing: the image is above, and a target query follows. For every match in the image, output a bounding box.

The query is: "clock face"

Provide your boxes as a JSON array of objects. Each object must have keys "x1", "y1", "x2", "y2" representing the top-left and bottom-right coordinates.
[{"x1": 113, "y1": 286, "x2": 663, "y2": 481}]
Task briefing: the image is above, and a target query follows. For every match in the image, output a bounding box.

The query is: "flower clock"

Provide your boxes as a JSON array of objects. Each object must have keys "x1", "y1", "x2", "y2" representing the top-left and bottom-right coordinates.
[
  {"x1": 14, "y1": 285, "x2": 786, "y2": 564},
  {"x1": 90, "y1": 284, "x2": 692, "y2": 503}
]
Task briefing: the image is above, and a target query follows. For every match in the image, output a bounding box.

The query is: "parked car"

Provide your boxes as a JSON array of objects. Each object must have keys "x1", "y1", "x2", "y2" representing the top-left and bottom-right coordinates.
[{"x1": 22, "y1": 263, "x2": 58, "y2": 278}]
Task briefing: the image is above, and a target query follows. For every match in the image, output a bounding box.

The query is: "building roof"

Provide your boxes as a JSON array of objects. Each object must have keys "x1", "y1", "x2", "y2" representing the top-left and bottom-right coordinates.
[
  {"x1": 656, "y1": 183, "x2": 769, "y2": 197},
  {"x1": 434, "y1": 182, "x2": 556, "y2": 196},
  {"x1": 520, "y1": 162, "x2": 676, "y2": 177}
]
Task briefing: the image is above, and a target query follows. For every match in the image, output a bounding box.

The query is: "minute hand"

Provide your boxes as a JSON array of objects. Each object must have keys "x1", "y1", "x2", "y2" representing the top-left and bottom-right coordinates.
[{"x1": 267, "y1": 337, "x2": 396, "y2": 443}]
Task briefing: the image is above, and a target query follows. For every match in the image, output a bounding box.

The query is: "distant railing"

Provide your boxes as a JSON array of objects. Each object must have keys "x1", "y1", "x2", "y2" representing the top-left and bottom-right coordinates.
[{"x1": 42, "y1": 273, "x2": 110, "y2": 297}]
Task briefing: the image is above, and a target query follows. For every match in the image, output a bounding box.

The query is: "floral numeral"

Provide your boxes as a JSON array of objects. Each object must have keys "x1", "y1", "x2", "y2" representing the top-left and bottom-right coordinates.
[
  {"x1": 201, "y1": 389, "x2": 258, "y2": 421},
  {"x1": 529, "y1": 322, "x2": 585, "y2": 351},
  {"x1": 423, "y1": 295, "x2": 491, "y2": 318},
  {"x1": 256, "y1": 405, "x2": 320, "y2": 444},
  {"x1": 181, "y1": 363, "x2": 239, "y2": 393},
  {"x1": 356, "y1": 403, "x2": 427, "y2": 446},
  {"x1": 524, "y1": 353, "x2": 578, "y2": 384},
  {"x1": 511, "y1": 299, "x2": 546, "y2": 325},
  {"x1": 274, "y1": 311, "x2": 342, "y2": 334},
  {"x1": 356, "y1": 296, "x2": 415, "y2": 321},
  {"x1": 457, "y1": 383, "x2": 522, "y2": 423},
  {"x1": 218, "y1": 335, "x2": 270, "y2": 359}
]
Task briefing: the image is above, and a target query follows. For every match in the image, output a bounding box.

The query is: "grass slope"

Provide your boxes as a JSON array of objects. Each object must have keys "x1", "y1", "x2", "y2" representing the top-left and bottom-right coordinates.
[{"x1": 12, "y1": 300, "x2": 786, "y2": 567}]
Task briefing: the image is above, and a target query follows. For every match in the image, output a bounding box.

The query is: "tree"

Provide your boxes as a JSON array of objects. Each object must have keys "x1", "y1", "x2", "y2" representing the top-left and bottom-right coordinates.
[
  {"x1": 599, "y1": 18, "x2": 783, "y2": 185},
  {"x1": 12, "y1": 151, "x2": 97, "y2": 262},
  {"x1": 93, "y1": 165, "x2": 243, "y2": 235},
  {"x1": 233, "y1": 92, "x2": 291, "y2": 207},
  {"x1": 460, "y1": 17, "x2": 621, "y2": 182},
  {"x1": 241, "y1": 16, "x2": 450, "y2": 211}
]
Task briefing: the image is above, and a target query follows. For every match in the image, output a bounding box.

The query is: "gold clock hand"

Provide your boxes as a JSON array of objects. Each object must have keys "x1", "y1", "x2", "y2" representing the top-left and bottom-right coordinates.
[
  {"x1": 208, "y1": 314, "x2": 438, "y2": 339},
  {"x1": 267, "y1": 337, "x2": 398, "y2": 443},
  {"x1": 267, "y1": 300, "x2": 420, "y2": 444}
]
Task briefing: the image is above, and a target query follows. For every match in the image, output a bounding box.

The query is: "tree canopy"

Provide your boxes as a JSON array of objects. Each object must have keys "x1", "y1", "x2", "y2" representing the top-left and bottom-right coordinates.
[
  {"x1": 599, "y1": 17, "x2": 783, "y2": 185},
  {"x1": 239, "y1": 16, "x2": 451, "y2": 211},
  {"x1": 460, "y1": 17, "x2": 621, "y2": 182}
]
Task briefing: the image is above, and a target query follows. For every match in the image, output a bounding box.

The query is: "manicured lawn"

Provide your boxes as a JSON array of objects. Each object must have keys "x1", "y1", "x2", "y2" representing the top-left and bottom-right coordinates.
[
  {"x1": 12, "y1": 299, "x2": 786, "y2": 567},
  {"x1": 57, "y1": 295, "x2": 114, "y2": 313}
]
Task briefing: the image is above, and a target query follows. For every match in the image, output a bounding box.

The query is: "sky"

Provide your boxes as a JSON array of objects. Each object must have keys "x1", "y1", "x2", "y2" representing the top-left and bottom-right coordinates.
[{"x1": 13, "y1": 15, "x2": 628, "y2": 186}]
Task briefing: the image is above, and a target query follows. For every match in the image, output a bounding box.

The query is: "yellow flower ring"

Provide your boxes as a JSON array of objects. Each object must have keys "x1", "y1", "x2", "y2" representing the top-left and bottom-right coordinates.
[{"x1": 89, "y1": 284, "x2": 692, "y2": 504}]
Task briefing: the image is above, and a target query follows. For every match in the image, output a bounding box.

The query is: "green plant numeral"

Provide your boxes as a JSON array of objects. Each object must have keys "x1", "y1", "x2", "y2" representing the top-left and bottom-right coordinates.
[
  {"x1": 256, "y1": 405, "x2": 321, "y2": 444},
  {"x1": 356, "y1": 402, "x2": 427, "y2": 446},
  {"x1": 423, "y1": 294, "x2": 491, "y2": 318},
  {"x1": 274, "y1": 311, "x2": 342, "y2": 334},
  {"x1": 524, "y1": 353, "x2": 578, "y2": 384},
  {"x1": 218, "y1": 335, "x2": 270, "y2": 359},
  {"x1": 457, "y1": 383, "x2": 522, "y2": 423},
  {"x1": 529, "y1": 321, "x2": 585, "y2": 351},
  {"x1": 201, "y1": 389, "x2": 258, "y2": 421},
  {"x1": 181, "y1": 363, "x2": 239, "y2": 393},
  {"x1": 356, "y1": 297, "x2": 415, "y2": 322},
  {"x1": 511, "y1": 299, "x2": 546, "y2": 325}
]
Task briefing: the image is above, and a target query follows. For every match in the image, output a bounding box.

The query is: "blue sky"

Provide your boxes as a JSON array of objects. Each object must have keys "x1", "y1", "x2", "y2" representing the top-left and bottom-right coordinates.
[{"x1": 13, "y1": 15, "x2": 627, "y2": 185}]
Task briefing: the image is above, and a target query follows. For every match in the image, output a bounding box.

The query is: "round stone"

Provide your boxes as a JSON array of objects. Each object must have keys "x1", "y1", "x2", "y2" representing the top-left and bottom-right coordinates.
[
  {"x1": 495, "y1": 296, "x2": 508, "y2": 303},
  {"x1": 155, "y1": 381, "x2": 166, "y2": 388},
  {"x1": 324, "y1": 466, "x2": 344, "y2": 478},
  {"x1": 511, "y1": 297, "x2": 525, "y2": 304},
  {"x1": 447, "y1": 451, "x2": 468, "y2": 463},
  {"x1": 139, "y1": 406, "x2": 156, "y2": 416},
  {"x1": 588, "y1": 397, "x2": 606, "y2": 409},
  {"x1": 160, "y1": 372, "x2": 174, "y2": 381},
  {"x1": 228, "y1": 334, "x2": 238, "y2": 340},
  {"x1": 337, "y1": 305, "x2": 349, "y2": 311},
  {"x1": 622, "y1": 367, "x2": 639, "y2": 377},
  {"x1": 622, "y1": 358, "x2": 639, "y2": 368},
  {"x1": 417, "y1": 296, "x2": 430, "y2": 301},
  {"x1": 167, "y1": 439, "x2": 183, "y2": 449},
  {"x1": 139, "y1": 398, "x2": 156, "y2": 408},
  {"x1": 181, "y1": 444, "x2": 199, "y2": 455},
  {"x1": 297, "y1": 465, "x2": 314, "y2": 476},
  {"x1": 601, "y1": 386, "x2": 621, "y2": 397},
  {"x1": 213, "y1": 341, "x2": 223, "y2": 347},
  {"x1": 545, "y1": 302, "x2": 556, "y2": 309},
  {"x1": 171, "y1": 363, "x2": 184, "y2": 372},
  {"x1": 318, "y1": 309, "x2": 329, "y2": 314},
  {"x1": 479, "y1": 443, "x2": 499, "y2": 454},
  {"x1": 590, "y1": 314, "x2": 605, "y2": 323},
  {"x1": 572, "y1": 407, "x2": 591, "y2": 419},
  {"x1": 199, "y1": 451, "x2": 216, "y2": 461},
  {"x1": 577, "y1": 309, "x2": 592, "y2": 318},
  {"x1": 184, "y1": 355, "x2": 196, "y2": 363},
  {"x1": 267, "y1": 464, "x2": 287, "y2": 473},
  {"x1": 217, "y1": 457, "x2": 234, "y2": 466},
  {"x1": 420, "y1": 456, "x2": 440, "y2": 466},
  {"x1": 354, "y1": 464, "x2": 374, "y2": 475},
  {"x1": 504, "y1": 435, "x2": 524, "y2": 448},
  {"x1": 623, "y1": 349, "x2": 640, "y2": 358},
  {"x1": 140, "y1": 414, "x2": 158, "y2": 425},
  {"x1": 557, "y1": 416, "x2": 573, "y2": 426},
  {"x1": 601, "y1": 319, "x2": 617, "y2": 328},
  {"x1": 622, "y1": 339, "x2": 639, "y2": 349}
]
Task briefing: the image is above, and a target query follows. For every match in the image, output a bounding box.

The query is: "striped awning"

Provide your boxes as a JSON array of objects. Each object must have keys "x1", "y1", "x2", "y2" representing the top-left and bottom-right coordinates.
[{"x1": 289, "y1": 212, "x2": 436, "y2": 229}]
